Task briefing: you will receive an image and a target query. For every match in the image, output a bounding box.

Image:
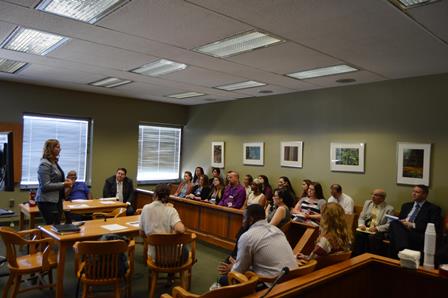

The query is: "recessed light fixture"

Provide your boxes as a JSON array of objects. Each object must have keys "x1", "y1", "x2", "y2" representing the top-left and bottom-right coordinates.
[
  {"x1": 194, "y1": 31, "x2": 283, "y2": 58},
  {"x1": 0, "y1": 58, "x2": 28, "y2": 74},
  {"x1": 287, "y1": 65, "x2": 358, "y2": 80},
  {"x1": 336, "y1": 78, "x2": 356, "y2": 84},
  {"x1": 36, "y1": 0, "x2": 128, "y2": 24},
  {"x1": 1, "y1": 27, "x2": 68, "y2": 55},
  {"x1": 392, "y1": 0, "x2": 437, "y2": 9},
  {"x1": 215, "y1": 80, "x2": 266, "y2": 91},
  {"x1": 167, "y1": 92, "x2": 205, "y2": 99},
  {"x1": 258, "y1": 90, "x2": 273, "y2": 94},
  {"x1": 131, "y1": 59, "x2": 187, "y2": 77},
  {"x1": 89, "y1": 77, "x2": 132, "y2": 88}
]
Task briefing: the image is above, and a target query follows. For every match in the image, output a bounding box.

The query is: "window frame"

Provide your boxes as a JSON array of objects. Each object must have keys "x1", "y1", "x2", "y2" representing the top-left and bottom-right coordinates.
[
  {"x1": 20, "y1": 112, "x2": 93, "y2": 189},
  {"x1": 136, "y1": 122, "x2": 183, "y2": 185}
]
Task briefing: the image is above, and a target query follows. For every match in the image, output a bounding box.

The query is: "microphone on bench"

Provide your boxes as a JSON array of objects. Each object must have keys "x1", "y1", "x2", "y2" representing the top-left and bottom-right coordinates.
[{"x1": 260, "y1": 266, "x2": 289, "y2": 298}]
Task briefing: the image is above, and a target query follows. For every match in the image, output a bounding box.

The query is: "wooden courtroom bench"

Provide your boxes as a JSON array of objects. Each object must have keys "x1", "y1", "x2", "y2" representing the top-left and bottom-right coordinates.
[
  {"x1": 246, "y1": 253, "x2": 446, "y2": 298},
  {"x1": 136, "y1": 188, "x2": 243, "y2": 250}
]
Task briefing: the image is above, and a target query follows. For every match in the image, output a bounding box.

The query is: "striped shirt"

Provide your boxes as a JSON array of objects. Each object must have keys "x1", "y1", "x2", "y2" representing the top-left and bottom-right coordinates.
[{"x1": 232, "y1": 220, "x2": 297, "y2": 278}]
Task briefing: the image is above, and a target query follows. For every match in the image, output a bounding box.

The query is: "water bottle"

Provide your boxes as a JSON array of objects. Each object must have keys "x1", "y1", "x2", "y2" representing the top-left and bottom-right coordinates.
[{"x1": 423, "y1": 222, "x2": 436, "y2": 268}]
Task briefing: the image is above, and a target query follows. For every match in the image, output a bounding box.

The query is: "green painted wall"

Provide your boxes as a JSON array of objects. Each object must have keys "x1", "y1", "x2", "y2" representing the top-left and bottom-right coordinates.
[
  {"x1": 0, "y1": 80, "x2": 188, "y2": 214},
  {"x1": 183, "y1": 74, "x2": 448, "y2": 213}
]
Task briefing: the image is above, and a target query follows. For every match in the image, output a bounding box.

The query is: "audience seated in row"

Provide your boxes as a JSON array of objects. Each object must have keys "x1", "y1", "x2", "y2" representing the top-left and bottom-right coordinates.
[
  {"x1": 327, "y1": 184, "x2": 354, "y2": 214},
  {"x1": 292, "y1": 182, "x2": 326, "y2": 224},
  {"x1": 174, "y1": 171, "x2": 193, "y2": 198},
  {"x1": 187, "y1": 175, "x2": 211, "y2": 201},
  {"x1": 266, "y1": 188, "x2": 294, "y2": 229}
]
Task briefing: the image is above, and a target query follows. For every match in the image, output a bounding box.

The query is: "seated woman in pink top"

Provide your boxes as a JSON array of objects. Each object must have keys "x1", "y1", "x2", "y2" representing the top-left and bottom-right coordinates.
[{"x1": 174, "y1": 171, "x2": 193, "y2": 198}]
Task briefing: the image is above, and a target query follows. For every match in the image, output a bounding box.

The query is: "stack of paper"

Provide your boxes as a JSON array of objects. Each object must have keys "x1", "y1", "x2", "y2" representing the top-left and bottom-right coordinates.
[{"x1": 398, "y1": 249, "x2": 421, "y2": 269}]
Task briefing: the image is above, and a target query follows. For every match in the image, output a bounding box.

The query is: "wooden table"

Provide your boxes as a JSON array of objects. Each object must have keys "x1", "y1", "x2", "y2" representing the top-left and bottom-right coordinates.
[
  {"x1": 38, "y1": 215, "x2": 140, "y2": 298},
  {"x1": 19, "y1": 199, "x2": 127, "y2": 230},
  {"x1": 281, "y1": 221, "x2": 319, "y2": 255},
  {"x1": 136, "y1": 189, "x2": 244, "y2": 250},
  {"x1": 245, "y1": 253, "x2": 446, "y2": 298}
]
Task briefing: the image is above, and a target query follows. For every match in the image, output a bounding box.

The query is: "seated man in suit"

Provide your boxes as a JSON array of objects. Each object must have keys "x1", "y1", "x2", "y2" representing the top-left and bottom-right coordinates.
[
  {"x1": 389, "y1": 185, "x2": 442, "y2": 260},
  {"x1": 353, "y1": 189, "x2": 394, "y2": 256},
  {"x1": 103, "y1": 167, "x2": 135, "y2": 215}
]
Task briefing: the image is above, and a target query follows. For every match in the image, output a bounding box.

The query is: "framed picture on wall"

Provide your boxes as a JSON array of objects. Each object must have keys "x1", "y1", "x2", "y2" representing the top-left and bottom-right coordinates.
[
  {"x1": 330, "y1": 142, "x2": 365, "y2": 173},
  {"x1": 280, "y1": 141, "x2": 303, "y2": 168},
  {"x1": 396, "y1": 142, "x2": 431, "y2": 186},
  {"x1": 211, "y1": 141, "x2": 225, "y2": 168},
  {"x1": 243, "y1": 142, "x2": 264, "y2": 166}
]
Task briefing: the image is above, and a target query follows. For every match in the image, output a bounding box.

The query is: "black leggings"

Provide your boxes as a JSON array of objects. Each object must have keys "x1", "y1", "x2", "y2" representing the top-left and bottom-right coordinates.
[{"x1": 37, "y1": 201, "x2": 63, "y2": 225}]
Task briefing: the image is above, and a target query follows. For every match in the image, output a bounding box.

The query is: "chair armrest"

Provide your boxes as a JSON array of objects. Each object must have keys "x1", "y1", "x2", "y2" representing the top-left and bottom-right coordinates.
[
  {"x1": 17, "y1": 228, "x2": 41, "y2": 239},
  {"x1": 171, "y1": 286, "x2": 200, "y2": 298},
  {"x1": 256, "y1": 274, "x2": 276, "y2": 283},
  {"x1": 127, "y1": 240, "x2": 136, "y2": 275},
  {"x1": 160, "y1": 294, "x2": 173, "y2": 298},
  {"x1": 228, "y1": 271, "x2": 249, "y2": 284},
  {"x1": 92, "y1": 212, "x2": 110, "y2": 220},
  {"x1": 135, "y1": 208, "x2": 142, "y2": 215}
]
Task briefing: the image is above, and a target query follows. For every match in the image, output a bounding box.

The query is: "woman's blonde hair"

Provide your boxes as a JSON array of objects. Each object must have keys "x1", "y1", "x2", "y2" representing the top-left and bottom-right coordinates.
[
  {"x1": 318, "y1": 203, "x2": 352, "y2": 250},
  {"x1": 42, "y1": 139, "x2": 60, "y2": 161}
]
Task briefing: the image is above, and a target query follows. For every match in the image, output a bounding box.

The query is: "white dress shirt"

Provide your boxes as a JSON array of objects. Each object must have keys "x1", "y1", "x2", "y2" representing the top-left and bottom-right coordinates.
[{"x1": 328, "y1": 193, "x2": 354, "y2": 214}]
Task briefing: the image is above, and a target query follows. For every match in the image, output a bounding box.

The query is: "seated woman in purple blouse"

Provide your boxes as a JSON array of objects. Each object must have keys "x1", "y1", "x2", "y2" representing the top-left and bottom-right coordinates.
[{"x1": 219, "y1": 171, "x2": 246, "y2": 209}]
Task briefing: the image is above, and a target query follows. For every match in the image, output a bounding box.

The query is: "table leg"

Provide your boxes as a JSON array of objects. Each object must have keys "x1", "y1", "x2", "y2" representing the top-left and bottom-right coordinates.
[
  {"x1": 55, "y1": 242, "x2": 68, "y2": 298},
  {"x1": 29, "y1": 214, "x2": 35, "y2": 229},
  {"x1": 19, "y1": 210, "x2": 24, "y2": 231}
]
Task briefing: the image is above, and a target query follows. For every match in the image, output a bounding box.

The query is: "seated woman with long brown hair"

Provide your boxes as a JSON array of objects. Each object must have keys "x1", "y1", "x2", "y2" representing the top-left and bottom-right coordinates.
[{"x1": 297, "y1": 203, "x2": 352, "y2": 261}]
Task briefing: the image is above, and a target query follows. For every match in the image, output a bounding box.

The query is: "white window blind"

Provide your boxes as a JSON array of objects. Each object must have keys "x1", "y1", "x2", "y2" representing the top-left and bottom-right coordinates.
[
  {"x1": 21, "y1": 115, "x2": 89, "y2": 187},
  {"x1": 137, "y1": 125, "x2": 181, "y2": 182}
]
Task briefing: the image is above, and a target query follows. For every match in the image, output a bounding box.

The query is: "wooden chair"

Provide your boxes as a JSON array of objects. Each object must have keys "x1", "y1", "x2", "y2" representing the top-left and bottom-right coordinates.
[
  {"x1": 160, "y1": 271, "x2": 259, "y2": 298},
  {"x1": 256, "y1": 259, "x2": 317, "y2": 283},
  {"x1": 92, "y1": 207, "x2": 126, "y2": 220},
  {"x1": 146, "y1": 233, "x2": 197, "y2": 298},
  {"x1": 73, "y1": 239, "x2": 135, "y2": 298},
  {"x1": 315, "y1": 250, "x2": 352, "y2": 270},
  {"x1": 0, "y1": 227, "x2": 57, "y2": 298}
]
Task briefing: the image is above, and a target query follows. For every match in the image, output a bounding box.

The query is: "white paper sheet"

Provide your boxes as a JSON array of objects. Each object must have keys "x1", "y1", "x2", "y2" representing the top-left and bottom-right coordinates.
[
  {"x1": 68, "y1": 204, "x2": 89, "y2": 208},
  {"x1": 100, "y1": 201, "x2": 117, "y2": 205},
  {"x1": 101, "y1": 224, "x2": 127, "y2": 231},
  {"x1": 99, "y1": 197, "x2": 117, "y2": 201},
  {"x1": 126, "y1": 221, "x2": 140, "y2": 227},
  {"x1": 71, "y1": 199, "x2": 89, "y2": 203}
]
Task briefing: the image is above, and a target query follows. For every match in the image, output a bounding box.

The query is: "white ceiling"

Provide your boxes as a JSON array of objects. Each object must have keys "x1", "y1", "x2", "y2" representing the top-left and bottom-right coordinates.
[{"x1": 0, "y1": 0, "x2": 447, "y2": 105}]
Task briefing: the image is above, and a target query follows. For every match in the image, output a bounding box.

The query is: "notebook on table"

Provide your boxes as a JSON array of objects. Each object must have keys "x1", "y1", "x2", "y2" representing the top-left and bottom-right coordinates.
[{"x1": 51, "y1": 224, "x2": 81, "y2": 233}]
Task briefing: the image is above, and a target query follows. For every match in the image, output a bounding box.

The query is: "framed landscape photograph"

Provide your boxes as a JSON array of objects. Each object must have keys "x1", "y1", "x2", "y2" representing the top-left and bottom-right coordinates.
[
  {"x1": 280, "y1": 141, "x2": 303, "y2": 168},
  {"x1": 330, "y1": 142, "x2": 365, "y2": 173},
  {"x1": 243, "y1": 142, "x2": 264, "y2": 166},
  {"x1": 397, "y1": 142, "x2": 431, "y2": 186},
  {"x1": 211, "y1": 141, "x2": 225, "y2": 168}
]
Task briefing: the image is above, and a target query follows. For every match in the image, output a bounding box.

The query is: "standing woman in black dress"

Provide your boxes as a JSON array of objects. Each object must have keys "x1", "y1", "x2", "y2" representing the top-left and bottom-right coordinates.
[{"x1": 35, "y1": 139, "x2": 72, "y2": 224}]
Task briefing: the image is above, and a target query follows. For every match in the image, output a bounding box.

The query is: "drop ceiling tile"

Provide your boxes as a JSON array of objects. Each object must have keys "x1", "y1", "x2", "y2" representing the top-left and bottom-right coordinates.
[
  {"x1": 19, "y1": 63, "x2": 102, "y2": 84},
  {"x1": 49, "y1": 39, "x2": 158, "y2": 71},
  {"x1": 227, "y1": 42, "x2": 342, "y2": 74},
  {"x1": 161, "y1": 66, "x2": 248, "y2": 87},
  {"x1": 301, "y1": 70, "x2": 386, "y2": 88},
  {"x1": 0, "y1": 21, "x2": 17, "y2": 43},
  {"x1": 408, "y1": 1, "x2": 448, "y2": 44},
  {"x1": 98, "y1": 0, "x2": 252, "y2": 49}
]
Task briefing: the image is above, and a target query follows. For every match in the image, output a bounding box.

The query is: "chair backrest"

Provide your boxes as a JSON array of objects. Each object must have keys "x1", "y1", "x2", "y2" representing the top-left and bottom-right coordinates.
[
  {"x1": 201, "y1": 274, "x2": 258, "y2": 298},
  {"x1": 257, "y1": 259, "x2": 317, "y2": 283},
  {"x1": 92, "y1": 207, "x2": 126, "y2": 220},
  {"x1": 315, "y1": 250, "x2": 352, "y2": 270},
  {"x1": 0, "y1": 227, "x2": 52, "y2": 270},
  {"x1": 146, "y1": 233, "x2": 196, "y2": 268},
  {"x1": 73, "y1": 240, "x2": 129, "y2": 281}
]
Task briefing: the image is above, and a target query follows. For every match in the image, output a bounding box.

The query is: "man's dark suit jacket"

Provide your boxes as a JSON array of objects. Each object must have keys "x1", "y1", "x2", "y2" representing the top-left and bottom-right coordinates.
[
  {"x1": 102, "y1": 176, "x2": 135, "y2": 206},
  {"x1": 398, "y1": 201, "x2": 442, "y2": 235}
]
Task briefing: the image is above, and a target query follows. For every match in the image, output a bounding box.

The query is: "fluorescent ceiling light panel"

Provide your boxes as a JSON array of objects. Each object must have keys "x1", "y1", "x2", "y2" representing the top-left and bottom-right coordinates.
[
  {"x1": 89, "y1": 77, "x2": 132, "y2": 88},
  {"x1": 167, "y1": 92, "x2": 205, "y2": 99},
  {"x1": 0, "y1": 58, "x2": 28, "y2": 74},
  {"x1": 1, "y1": 27, "x2": 68, "y2": 55},
  {"x1": 36, "y1": 0, "x2": 127, "y2": 24},
  {"x1": 215, "y1": 80, "x2": 266, "y2": 91},
  {"x1": 131, "y1": 59, "x2": 187, "y2": 77},
  {"x1": 287, "y1": 65, "x2": 358, "y2": 80},
  {"x1": 195, "y1": 31, "x2": 283, "y2": 58},
  {"x1": 397, "y1": 0, "x2": 432, "y2": 8}
]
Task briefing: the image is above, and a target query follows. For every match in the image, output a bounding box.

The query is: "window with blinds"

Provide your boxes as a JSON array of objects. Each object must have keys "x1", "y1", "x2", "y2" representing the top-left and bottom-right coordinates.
[
  {"x1": 137, "y1": 124, "x2": 181, "y2": 183},
  {"x1": 21, "y1": 114, "x2": 90, "y2": 187}
]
